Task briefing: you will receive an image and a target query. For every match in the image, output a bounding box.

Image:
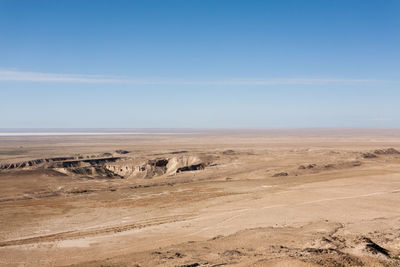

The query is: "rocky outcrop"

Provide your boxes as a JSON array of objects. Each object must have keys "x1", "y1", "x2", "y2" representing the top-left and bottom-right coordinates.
[
  {"x1": 272, "y1": 172, "x2": 289, "y2": 177},
  {"x1": 0, "y1": 156, "x2": 124, "y2": 179},
  {"x1": 222, "y1": 150, "x2": 236, "y2": 155},
  {"x1": 362, "y1": 153, "x2": 377, "y2": 159},
  {"x1": 177, "y1": 163, "x2": 205, "y2": 173},
  {"x1": 359, "y1": 148, "x2": 399, "y2": 159},
  {"x1": 0, "y1": 156, "x2": 74, "y2": 170},
  {"x1": 116, "y1": 155, "x2": 212, "y2": 179},
  {"x1": 51, "y1": 157, "x2": 124, "y2": 178},
  {"x1": 165, "y1": 156, "x2": 206, "y2": 176},
  {"x1": 374, "y1": 148, "x2": 400, "y2": 155},
  {"x1": 142, "y1": 158, "x2": 170, "y2": 178},
  {"x1": 115, "y1": 150, "x2": 130, "y2": 154},
  {"x1": 298, "y1": 164, "x2": 316, "y2": 169}
]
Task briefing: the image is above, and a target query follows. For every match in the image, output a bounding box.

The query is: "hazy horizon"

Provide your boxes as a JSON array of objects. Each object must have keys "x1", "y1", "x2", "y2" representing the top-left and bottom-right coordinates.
[{"x1": 1, "y1": 127, "x2": 400, "y2": 136}]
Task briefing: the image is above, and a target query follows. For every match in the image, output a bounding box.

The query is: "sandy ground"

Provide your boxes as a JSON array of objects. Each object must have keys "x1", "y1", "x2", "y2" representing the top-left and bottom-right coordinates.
[{"x1": 0, "y1": 130, "x2": 400, "y2": 266}]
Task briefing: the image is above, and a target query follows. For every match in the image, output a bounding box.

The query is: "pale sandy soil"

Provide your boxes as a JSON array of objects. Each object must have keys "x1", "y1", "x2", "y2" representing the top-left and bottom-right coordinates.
[{"x1": 0, "y1": 130, "x2": 400, "y2": 266}]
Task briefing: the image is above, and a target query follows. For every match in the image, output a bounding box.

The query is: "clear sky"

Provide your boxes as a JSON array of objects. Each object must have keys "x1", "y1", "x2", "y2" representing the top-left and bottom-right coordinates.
[{"x1": 0, "y1": 0, "x2": 399, "y2": 128}]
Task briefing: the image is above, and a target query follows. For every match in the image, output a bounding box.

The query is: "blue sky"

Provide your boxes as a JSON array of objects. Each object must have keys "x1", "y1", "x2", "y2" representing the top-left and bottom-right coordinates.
[{"x1": 0, "y1": 0, "x2": 399, "y2": 128}]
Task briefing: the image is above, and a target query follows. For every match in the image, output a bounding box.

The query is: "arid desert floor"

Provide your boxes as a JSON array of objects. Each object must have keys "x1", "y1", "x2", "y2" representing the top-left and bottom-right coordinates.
[{"x1": 0, "y1": 129, "x2": 400, "y2": 267}]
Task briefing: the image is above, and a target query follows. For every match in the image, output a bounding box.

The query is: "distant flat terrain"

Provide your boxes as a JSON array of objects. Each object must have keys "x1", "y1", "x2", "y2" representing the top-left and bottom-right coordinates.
[{"x1": 0, "y1": 130, "x2": 400, "y2": 266}]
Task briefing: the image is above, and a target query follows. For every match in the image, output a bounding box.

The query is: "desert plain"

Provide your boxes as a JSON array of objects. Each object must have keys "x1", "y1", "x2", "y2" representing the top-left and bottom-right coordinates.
[{"x1": 0, "y1": 129, "x2": 400, "y2": 267}]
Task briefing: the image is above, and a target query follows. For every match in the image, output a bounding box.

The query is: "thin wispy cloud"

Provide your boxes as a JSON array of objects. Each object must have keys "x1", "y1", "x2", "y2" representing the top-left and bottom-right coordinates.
[
  {"x1": 0, "y1": 69, "x2": 392, "y2": 86},
  {"x1": 0, "y1": 70, "x2": 123, "y2": 84}
]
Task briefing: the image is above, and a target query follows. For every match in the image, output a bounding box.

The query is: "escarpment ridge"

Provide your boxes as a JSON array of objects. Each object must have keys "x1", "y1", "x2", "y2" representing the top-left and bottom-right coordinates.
[{"x1": 0, "y1": 152, "x2": 215, "y2": 179}]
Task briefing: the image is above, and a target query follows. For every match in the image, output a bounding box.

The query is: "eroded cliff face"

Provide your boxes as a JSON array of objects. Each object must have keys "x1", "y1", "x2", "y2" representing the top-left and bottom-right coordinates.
[
  {"x1": 0, "y1": 153, "x2": 214, "y2": 179},
  {"x1": 105, "y1": 155, "x2": 213, "y2": 179}
]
